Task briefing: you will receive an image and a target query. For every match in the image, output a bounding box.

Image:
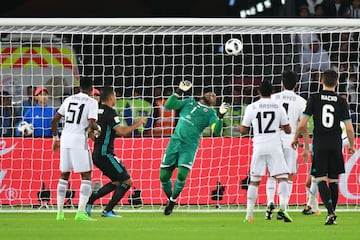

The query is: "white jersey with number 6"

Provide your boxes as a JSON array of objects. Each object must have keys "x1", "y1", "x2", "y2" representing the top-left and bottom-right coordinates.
[
  {"x1": 57, "y1": 92, "x2": 98, "y2": 149},
  {"x1": 242, "y1": 98, "x2": 289, "y2": 154},
  {"x1": 272, "y1": 90, "x2": 306, "y2": 149}
]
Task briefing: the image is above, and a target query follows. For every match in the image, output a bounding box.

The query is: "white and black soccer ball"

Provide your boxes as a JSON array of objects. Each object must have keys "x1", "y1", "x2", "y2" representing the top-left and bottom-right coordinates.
[
  {"x1": 17, "y1": 121, "x2": 34, "y2": 136},
  {"x1": 225, "y1": 38, "x2": 243, "y2": 56}
]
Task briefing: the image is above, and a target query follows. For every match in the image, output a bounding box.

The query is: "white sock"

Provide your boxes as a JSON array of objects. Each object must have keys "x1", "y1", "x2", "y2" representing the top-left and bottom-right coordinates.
[
  {"x1": 78, "y1": 180, "x2": 92, "y2": 212},
  {"x1": 287, "y1": 180, "x2": 293, "y2": 199},
  {"x1": 306, "y1": 186, "x2": 310, "y2": 201},
  {"x1": 246, "y1": 184, "x2": 258, "y2": 218},
  {"x1": 278, "y1": 181, "x2": 289, "y2": 211},
  {"x1": 57, "y1": 179, "x2": 67, "y2": 212},
  {"x1": 266, "y1": 177, "x2": 276, "y2": 205},
  {"x1": 308, "y1": 177, "x2": 319, "y2": 210}
]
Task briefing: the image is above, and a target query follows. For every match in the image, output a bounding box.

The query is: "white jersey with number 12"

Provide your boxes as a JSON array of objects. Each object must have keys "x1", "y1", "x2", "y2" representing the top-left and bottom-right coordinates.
[{"x1": 242, "y1": 98, "x2": 289, "y2": 154}]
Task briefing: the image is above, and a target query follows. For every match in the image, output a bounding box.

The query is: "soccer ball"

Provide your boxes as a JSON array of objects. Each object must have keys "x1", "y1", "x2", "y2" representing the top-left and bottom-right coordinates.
[
  {"x1": 225, "y1": 38, "x2": 243, "y2": 56},
  {"x1": 18, "y1": 121, "x2": 34, "y2": 136}
]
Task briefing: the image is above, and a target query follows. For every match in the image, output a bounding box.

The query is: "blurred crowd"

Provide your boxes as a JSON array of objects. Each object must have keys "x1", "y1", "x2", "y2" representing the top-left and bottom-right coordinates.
[{"x1": 294, "y1": 0, "x2": 360, "y2": 18}]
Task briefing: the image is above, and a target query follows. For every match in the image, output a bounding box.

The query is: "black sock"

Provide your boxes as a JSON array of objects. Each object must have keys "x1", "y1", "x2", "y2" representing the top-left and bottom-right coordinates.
[
  {"x1": 104, "y1": 183, "x2": 130, "y2": 212},
  {"x1": 329, "y1": 182, "x2": 339, "y2": 212},
  {"x1": 317, "y1": 180, "x2": 334, "y2": 215},
  {"x1": 88, "y1": 182, "x2": 116, "y2": 204}
]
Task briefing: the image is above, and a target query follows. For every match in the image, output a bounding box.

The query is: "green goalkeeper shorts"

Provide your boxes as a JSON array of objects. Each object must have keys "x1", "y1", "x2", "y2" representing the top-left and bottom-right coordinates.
[{"x1": 160, "y1": 139, "x2": 197, "y2": 170}]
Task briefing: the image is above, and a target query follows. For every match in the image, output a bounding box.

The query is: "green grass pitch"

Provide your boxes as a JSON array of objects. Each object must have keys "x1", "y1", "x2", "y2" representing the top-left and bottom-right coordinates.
[{"x1": 0, "y1": 211, "x2": 358, "y2": 240}]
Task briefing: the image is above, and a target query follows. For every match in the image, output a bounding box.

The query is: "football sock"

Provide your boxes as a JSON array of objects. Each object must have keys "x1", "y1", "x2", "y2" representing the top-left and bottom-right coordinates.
[
  {"x1": 329, "y1": 182, "x2": 339, "y2": 211},
  {"x1": 172, "y1": 167, "x2": 189, "y2": 199},
  {"x1": 173, "y1": 179, "x2": 186, "y2": 199},
  {"x1": 162, "y1": 181, "x2": 172, "y2": 199},
  {"x1": 246, "y1": 184, "x2": 258, "y2": 218},
  {"x1": 308, "y1": 177, "x2": 318, "y2": 209},
  {"x1": 78, "y1": 180, "x2": 92, "y2": 212},
  {"x1": 317, "y1": 180, "x2": 334, "y2": 215},
  {"x1": 57, "y1": 179, "x2": 67, "y2": 212},
  {"x1": 88, "y1": 182, "x2": 116, "y2": 204},
  {"x1": 104, "y1": 183, "x2": 131, "y2": 212},
  {"x1": 287, "y1": 180, "x2": 293, "y2": 199},
  {"x1": 266, "y1": 177, "x2": 276, "y2": 205},
  {"x1": 278, "y1": 180, "x2": 289, "y2": 211},
  {"x1": 160, "y1": 168, "x2": 173, "y2": 198},
  {"x1": 305, "y1": 186, "x2": 310, "y2": 202}
]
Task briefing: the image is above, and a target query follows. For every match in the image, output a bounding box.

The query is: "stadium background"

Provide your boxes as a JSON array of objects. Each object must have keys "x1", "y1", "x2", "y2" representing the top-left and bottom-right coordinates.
[{"x1": 0, "y1": 1, "x2": 359, "y2": 207}]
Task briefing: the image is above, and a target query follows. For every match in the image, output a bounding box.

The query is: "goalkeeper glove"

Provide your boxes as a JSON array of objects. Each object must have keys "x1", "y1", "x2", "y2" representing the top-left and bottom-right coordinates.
[
  {"x1": 175, "y1": 80, "x2": 192, "y2": 96},
  {"x1": 218, "y1": 102, "x2": 229, "y2": 119}
]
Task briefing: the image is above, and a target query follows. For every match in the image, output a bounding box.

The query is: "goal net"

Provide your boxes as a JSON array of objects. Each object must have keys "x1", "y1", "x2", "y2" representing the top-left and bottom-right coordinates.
[{"x1": 0, "y1": 18, "x2": 359, "y2": 211}]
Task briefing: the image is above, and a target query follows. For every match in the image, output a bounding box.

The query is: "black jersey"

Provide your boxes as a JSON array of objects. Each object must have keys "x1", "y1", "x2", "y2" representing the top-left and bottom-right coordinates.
[
  {"x1": 304, "y1": 90, "x2": 351, "y2": 148},
  {"x1": 93, "y1": 104, "x2": 122, "y2": 156}
]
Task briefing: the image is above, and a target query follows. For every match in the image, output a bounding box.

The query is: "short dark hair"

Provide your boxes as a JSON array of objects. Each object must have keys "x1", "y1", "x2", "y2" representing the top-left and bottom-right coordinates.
[
  {"x1": 282, "y1": 70, "x2": 298, "y2": 90},
  {"x1": 100, "y1": 86, "x2": 114, "y2": 102},
  {"x1": 259, "y1": 80, "x2": 272, "y2": 97},
  {"x1": 80, "y1": 77, "x2": 93, "y2": 91},
  {"x1": 322, "y1": 69, "x2": 338, "y2": 87}
]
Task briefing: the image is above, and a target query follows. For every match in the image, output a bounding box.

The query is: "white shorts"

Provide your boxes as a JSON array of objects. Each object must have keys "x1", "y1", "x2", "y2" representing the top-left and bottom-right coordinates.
[
  {"x1": 60, "y1": 148, "x2": 93, "y2": 173},
  {"x1": 283, "y1": 147, "x2": 298, "y2": 174},
  {"x1": 250, "y1": 152, "x2": 289, "y2": 178}
]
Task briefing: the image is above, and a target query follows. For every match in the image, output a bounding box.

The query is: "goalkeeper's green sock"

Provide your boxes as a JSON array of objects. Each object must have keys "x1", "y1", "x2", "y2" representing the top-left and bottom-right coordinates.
[
  {"x1": 173, "y1": 179, "x2": 186, "y2": 199},
  {"x1": 161, "y1": 180, "x2": 172, "y2": 199}
]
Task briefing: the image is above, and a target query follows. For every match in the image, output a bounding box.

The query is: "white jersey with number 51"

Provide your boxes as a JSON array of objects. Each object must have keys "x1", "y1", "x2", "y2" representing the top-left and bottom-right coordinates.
[{"x1": 57, "y1": 92, "x2": 98, "y2": 149}]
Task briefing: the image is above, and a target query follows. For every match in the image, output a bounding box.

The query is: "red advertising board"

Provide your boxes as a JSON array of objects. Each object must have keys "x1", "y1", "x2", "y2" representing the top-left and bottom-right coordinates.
[{"x1": 0, "y1": 137, "x2": 359, "y2": 206}]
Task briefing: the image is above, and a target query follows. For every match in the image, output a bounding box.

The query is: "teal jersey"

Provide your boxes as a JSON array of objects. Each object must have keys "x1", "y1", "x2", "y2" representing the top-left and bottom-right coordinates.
[{"x1": 165, "y1": 94, "x2": 222, "y2": 149}]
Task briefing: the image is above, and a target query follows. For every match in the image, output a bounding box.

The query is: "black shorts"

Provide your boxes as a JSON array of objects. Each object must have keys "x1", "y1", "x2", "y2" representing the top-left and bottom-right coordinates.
[
  {"x1": 93, "y1": 153, "x2": 130, "y2": 182},
  {"x1": 311, "y1": 145, "x2": 345, "y2": 178}
]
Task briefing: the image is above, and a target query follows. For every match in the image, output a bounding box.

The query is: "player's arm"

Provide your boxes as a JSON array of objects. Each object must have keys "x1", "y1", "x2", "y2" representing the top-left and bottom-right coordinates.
[
  {"x1": 280, "y1": 123, "x2": 291, "y2": 134},
  {"x1": 239, "y1": 125, "x2": 250, "y2": 135},
  {"x1": 51, "y1": 112, "x2": 62, "y2": 152},
  {"x1": 165, "y1": 80, "x2": 192, "y2": 110},
  {"x1": 87, "y1": 100, "x2": 101, "y2": 139},
  {"x1": 279, "y1": 105, "x2": 291, "y2": 134},
  {"x1": 344, "y1": 119, "x2": 355, "y2": 154},
  {"x1": 210, "y1": 102, "x2": 230, "y2": 136},
  {"x1": 238, "y1": 105, "x2": 251, "y2": 135},
  {"x1": 115, "y1": 117, "x2": 146, "y2": 136},
  {"x1": 300, "y1": 125, "x2": 310, "y2": 163},
  {"x1": 291, "y1": 114, "x2": 309, "y2": 150}
]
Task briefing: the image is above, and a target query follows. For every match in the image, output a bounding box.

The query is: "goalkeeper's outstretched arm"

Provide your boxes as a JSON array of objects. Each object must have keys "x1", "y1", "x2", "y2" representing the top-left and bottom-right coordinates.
[
  {"x1": 211, "y1": 102, "x2": 229, "y2": 136},
  {"x1": 165, "y1": 80, "x2": 193, "y2": 110}
]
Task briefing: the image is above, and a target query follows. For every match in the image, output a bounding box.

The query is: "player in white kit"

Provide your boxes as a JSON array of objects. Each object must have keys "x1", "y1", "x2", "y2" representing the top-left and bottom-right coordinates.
[
  {"x1": 51, "y1": 77, "x2": 100, "y2": 221},
  {"x1": 240, "y1": 80, "x2": 292, "y2": 223},
  {"x1": 265, "y1": 70, "x2": 310, "y2": 220}
]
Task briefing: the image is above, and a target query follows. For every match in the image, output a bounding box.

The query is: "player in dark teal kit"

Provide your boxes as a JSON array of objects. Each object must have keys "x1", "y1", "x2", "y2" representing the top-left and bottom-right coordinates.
[{"x1": 160, "y1": 80, "x2": 229, "y2": 215}]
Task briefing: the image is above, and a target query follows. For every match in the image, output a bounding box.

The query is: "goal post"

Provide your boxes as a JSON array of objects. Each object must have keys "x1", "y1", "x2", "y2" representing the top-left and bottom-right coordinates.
[{"x1": 0, "y1": 18, "x2": 359, "y2": 211}]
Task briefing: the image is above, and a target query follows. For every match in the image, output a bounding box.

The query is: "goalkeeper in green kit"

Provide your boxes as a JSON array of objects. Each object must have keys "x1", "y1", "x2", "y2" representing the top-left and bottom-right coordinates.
[{"x1": 160, "y1": 80, "x2": 229, "y2": 215}]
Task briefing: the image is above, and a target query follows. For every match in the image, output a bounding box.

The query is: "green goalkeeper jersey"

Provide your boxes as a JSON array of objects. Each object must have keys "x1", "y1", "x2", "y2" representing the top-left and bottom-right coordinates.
[{"x1": 165, "y1": 94, "x2": 223, "y2": 149}]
